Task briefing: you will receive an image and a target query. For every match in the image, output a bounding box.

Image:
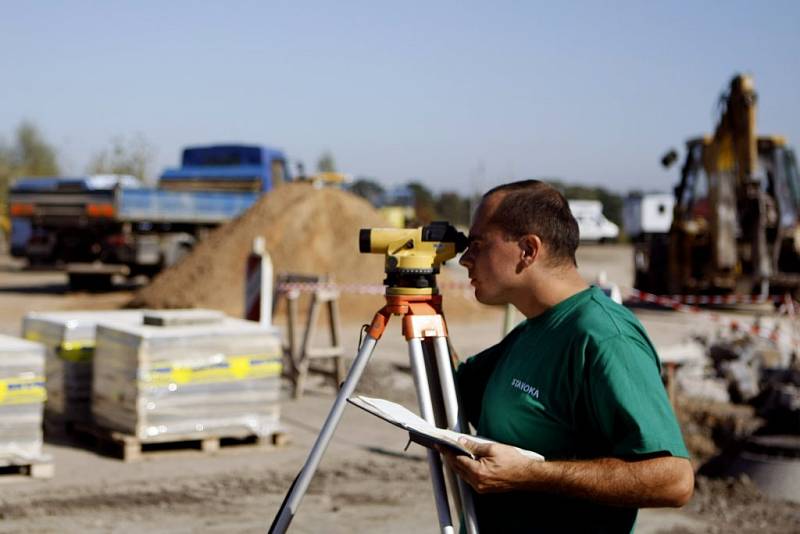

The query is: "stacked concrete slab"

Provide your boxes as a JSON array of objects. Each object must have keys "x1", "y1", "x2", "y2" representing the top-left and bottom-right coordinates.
[
  {"x1": 92, "y1": 311, "x2": 283, "y2": 440},
  {"x1": 22, "y1": 310, "x2": 146, "y2": 423},
  {"x1": 0, "y1": 335, "x2": 46, "y2": 462}
]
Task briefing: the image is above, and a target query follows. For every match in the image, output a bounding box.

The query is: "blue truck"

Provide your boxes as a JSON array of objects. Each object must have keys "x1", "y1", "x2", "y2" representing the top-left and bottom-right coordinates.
[{"x1": 8, "y1": 144, "x2": 289, "y2": 289}]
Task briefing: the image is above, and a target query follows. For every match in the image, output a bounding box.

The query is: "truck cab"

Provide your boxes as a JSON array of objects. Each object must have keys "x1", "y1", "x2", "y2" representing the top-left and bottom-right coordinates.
[{"x1": 159, "y1": 145, "x2": 289, "y2": 192}]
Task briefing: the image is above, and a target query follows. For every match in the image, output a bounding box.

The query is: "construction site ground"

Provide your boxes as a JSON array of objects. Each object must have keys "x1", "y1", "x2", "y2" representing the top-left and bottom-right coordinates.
[{"x1": 0, "y1": 246, "x2": 798, "y2": 533}]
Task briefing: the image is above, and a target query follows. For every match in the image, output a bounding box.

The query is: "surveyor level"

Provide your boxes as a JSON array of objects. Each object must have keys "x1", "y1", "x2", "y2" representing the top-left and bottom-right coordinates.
[
  {"x1": 269, "y1": 222, "x2": 477, "y2": 533},
  {"x1": 359, "y1": 222, "x2": 468, "y2": 296}
]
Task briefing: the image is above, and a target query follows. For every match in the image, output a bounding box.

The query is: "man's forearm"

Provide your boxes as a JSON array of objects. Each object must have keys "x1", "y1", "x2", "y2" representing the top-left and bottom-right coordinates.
[{"x1": 517, "y1": 456, "x2": 694, "y2": 507}]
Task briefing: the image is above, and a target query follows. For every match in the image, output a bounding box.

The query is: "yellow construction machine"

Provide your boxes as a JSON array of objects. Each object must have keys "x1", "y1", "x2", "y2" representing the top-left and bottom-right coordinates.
[{"x1": 635, "y1": 74, "x2": 800, "y2": 296}]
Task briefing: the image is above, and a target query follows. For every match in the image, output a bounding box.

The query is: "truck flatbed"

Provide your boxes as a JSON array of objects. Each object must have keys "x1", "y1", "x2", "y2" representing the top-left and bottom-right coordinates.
[{"x1": 116, "y1": 189, "x2": 260, "y2": 224}]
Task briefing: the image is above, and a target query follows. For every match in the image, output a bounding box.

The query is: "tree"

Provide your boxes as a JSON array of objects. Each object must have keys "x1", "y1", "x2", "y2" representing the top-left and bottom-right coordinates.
[
  {"x1": 406, "y1": 181, "x2": 438, "y2": 224},
  {"x1": 0, "y1": 121, "x2": 60, "y2": 179},
  {"x1": 88, "y1": 135, "x2": 154, "y2": 183},
  {"x1": 435, "y1": 191, "x2": 471, "y2": 227},
  {"x1": 0, "y1": 121, "x2": 61, "y2": 215},
  {"x1": 317, "y1": 151, "x2": 336, "y2": 173},
  {"x1": 15, "y1": 121, "x2": 59, "y2": 176},
  {"x1": 349, "y1": 178, "x2": 385, "y2": 205},
  {"x1": 14, "y1": 121, "x2": 60, "y2": 176},
  {"x1": 0, "y1": 145, "x2": 12, "y2": 219}
]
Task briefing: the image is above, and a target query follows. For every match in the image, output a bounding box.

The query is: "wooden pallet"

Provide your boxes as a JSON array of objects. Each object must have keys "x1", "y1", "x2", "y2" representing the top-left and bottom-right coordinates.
[
  {"x1": 0, "y1": 457, "x2": 54, "y2": 479},
  {"x1": 69, "y1": 422, "x2": 288, "y2": 462}
]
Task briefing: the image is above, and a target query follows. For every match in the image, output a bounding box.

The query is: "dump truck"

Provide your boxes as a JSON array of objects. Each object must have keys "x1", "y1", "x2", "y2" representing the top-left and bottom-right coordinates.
[
  {"x1": 634, "y1": 75, "x2": 800, "y2": 296},
  {"x1": 9, "y1": 144, "x2": 290, "y2": 289}
]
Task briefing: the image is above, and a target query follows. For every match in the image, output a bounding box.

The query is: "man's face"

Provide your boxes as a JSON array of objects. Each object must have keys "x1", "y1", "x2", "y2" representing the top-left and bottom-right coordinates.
[{"x1": 458, "y1": 194, "x2": 523, "y2": 305}]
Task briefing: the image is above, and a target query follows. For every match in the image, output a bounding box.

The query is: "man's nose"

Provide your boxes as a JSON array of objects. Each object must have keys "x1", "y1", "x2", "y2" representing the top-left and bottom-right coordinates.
[{"x1": 459, "y1": 249, "x2": 471, "y2": 268}]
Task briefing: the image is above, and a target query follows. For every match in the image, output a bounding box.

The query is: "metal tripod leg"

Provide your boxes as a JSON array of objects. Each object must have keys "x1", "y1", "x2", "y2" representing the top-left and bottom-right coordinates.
[
  {"x1": 422, "y1": 339, "x2": 465, "y2": 521},
  {"x1": 408, "y1": 338, "x2": 457, "y2": 534},
  {"x1": 269, "y1": 335, "x2": 379, "y2": 534},
  {"x1": 432, "y1": 336, "x2": 479, "y2": 534},
  {"x1": 413, "y1": 338, "x2": 466, "y2": 521}
]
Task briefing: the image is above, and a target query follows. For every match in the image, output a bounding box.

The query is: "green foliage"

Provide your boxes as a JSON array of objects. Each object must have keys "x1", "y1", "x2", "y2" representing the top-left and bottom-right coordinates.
[
  {"x1": 349, "y1": 178, "x2": 385, "y2": 205},
  {"x1": 406, "y1": 181, "x2": 438, "y2": 225},
  {"x1": 88, "y1": 135, "x2": 153, "y2": 182},
  {"x1": 14, "y1": 122, "x2": 60, "y2": 176},
  {"x1": 0, "y1": 149, "x2": 10, "y2": 219},
  {"x1": 435, "y1": 191, "x2": 472, "y2": 227},
  {"x1": 316, "y1": 151, "x2": 337, "y2": 173},
  {"x1": 0, "y1": 121, "x2": 61, "y2": 214}
]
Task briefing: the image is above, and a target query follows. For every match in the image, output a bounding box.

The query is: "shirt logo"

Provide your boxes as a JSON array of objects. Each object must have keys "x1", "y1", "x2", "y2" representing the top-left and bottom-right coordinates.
[{"x1": 511, "y1": 378, "x2": 540, "y2": 399}]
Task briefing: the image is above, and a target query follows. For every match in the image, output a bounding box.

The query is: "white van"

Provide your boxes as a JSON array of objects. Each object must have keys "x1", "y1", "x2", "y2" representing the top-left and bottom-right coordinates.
[{"x1": 568, "y1": 200, "x2": 619, "y2": 242}]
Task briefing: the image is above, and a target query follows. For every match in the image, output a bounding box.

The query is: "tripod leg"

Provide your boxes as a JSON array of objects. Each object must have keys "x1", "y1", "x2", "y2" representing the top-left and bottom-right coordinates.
[
  {"x1": 432, "y1": 336, "x2": 480, "y2": 534},
  {"x1": 420, "y1": 340, "x2": 465, "y2": 522},
  {"x1": 408, "y1": 338, "x2": 456, "y2": 534},
  {"x1": 269, "y1": 335, "x2": 379, "y2": 534}
]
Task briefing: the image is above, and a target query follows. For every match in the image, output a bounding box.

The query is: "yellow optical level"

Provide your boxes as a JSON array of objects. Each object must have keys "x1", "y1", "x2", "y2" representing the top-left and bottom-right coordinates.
[{"x1": 359, "y1": 222, "x2": 468, "y2": 295}]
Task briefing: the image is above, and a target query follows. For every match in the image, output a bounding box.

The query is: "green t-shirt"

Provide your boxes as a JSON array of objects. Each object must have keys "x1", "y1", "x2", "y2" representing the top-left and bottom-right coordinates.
[{"x1": 456, "y1": 286, "x2": 688, "y2": 533}]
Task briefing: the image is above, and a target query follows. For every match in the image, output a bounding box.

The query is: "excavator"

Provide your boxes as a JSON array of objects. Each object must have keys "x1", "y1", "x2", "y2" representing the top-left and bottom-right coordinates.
[{"x1": 634, "y1": 74, "x2": 800, "y2": 296}]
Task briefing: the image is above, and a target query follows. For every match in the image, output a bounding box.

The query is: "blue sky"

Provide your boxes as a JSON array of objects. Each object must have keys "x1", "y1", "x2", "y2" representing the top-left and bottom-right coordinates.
[{"x1": 1, "y1": 1, "x2": 798, "y2": 194}]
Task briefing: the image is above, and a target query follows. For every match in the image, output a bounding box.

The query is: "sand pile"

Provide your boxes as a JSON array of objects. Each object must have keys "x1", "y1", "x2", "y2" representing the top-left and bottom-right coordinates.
[{"x1": 129, "y1": 183, "x2": 491, "y2": 323}]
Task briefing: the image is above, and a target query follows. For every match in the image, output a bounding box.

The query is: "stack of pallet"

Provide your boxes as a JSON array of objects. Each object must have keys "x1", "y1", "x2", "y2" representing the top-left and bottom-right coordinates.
[
  {"x1": 22, "y1": 310, "x2": 146, "y2": 423},
  {"x1": 92, "y1": 311, "x2": 283, "y2": 441},
  {"x1": 0, "y1": 335, "x2": 46, "y2": 463}
]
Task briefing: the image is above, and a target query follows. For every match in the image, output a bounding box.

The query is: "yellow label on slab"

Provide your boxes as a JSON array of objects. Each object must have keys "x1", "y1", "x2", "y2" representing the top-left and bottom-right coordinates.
[
  {"x1": 141, "y1": 353, "x2": 282, "y2": 388},
  {"x1": 0, "y1": 376, "x2": 46, "y2": 405},
  {"x1": 229, "y1": 356, "x2": 251, "y2": 379},
  {"x1": 24, "y1": 331, "x2": 41, "y2": 342}
]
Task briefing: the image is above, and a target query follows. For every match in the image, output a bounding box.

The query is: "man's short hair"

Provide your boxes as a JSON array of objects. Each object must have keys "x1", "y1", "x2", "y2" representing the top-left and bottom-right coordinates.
[{"x1": 484, "y1": 180, "x2": 579, "y2": 267}]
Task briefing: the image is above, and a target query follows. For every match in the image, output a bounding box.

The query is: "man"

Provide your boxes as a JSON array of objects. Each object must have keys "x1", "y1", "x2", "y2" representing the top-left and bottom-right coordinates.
[{"x1": 443, "y1": 180, "x2": 693, "y2": 533}]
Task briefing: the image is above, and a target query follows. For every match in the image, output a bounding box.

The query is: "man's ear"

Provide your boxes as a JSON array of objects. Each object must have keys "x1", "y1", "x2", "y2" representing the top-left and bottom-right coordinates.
[{"x1": 518, "y1": 235, "x2": 541, "y2": 265}]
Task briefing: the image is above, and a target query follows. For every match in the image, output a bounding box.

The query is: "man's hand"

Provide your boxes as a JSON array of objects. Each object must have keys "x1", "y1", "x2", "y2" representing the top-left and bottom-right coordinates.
[
  {"x1": 441, "y1": 438, "x2": 536, "y2": 494},
  {"x1": 439, "y1": 438, "x2": 694, "y2": 507}
]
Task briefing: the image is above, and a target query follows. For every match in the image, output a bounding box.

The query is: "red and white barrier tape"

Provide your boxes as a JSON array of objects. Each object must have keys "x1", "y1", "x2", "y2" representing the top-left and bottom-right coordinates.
[
  {"x1": 627, "y1": 288, "x2": 798, "y2": 313},
  {"x1": 627, "y1": 288, "x2": 798, "y2": 349},
  {"x1": 643, "y1": 293, "x2": 784, "y2": 305}
]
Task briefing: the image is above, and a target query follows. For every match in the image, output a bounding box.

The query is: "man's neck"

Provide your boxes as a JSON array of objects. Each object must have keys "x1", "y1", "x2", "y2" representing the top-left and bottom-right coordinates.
[{"x1": 513, "y1": 268, "x2": 589, "y2": 319}]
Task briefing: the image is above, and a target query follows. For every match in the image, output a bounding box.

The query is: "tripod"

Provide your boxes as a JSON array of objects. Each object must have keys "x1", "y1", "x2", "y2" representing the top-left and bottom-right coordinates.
[{"x1": 269, "y1": 292, "x2": 479, "y2": 534}]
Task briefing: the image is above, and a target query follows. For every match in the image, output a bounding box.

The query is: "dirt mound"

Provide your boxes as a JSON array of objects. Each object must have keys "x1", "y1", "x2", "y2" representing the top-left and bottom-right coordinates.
[{"x1": 129, "y1": 183, "x2": 491, "y2": 323}]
